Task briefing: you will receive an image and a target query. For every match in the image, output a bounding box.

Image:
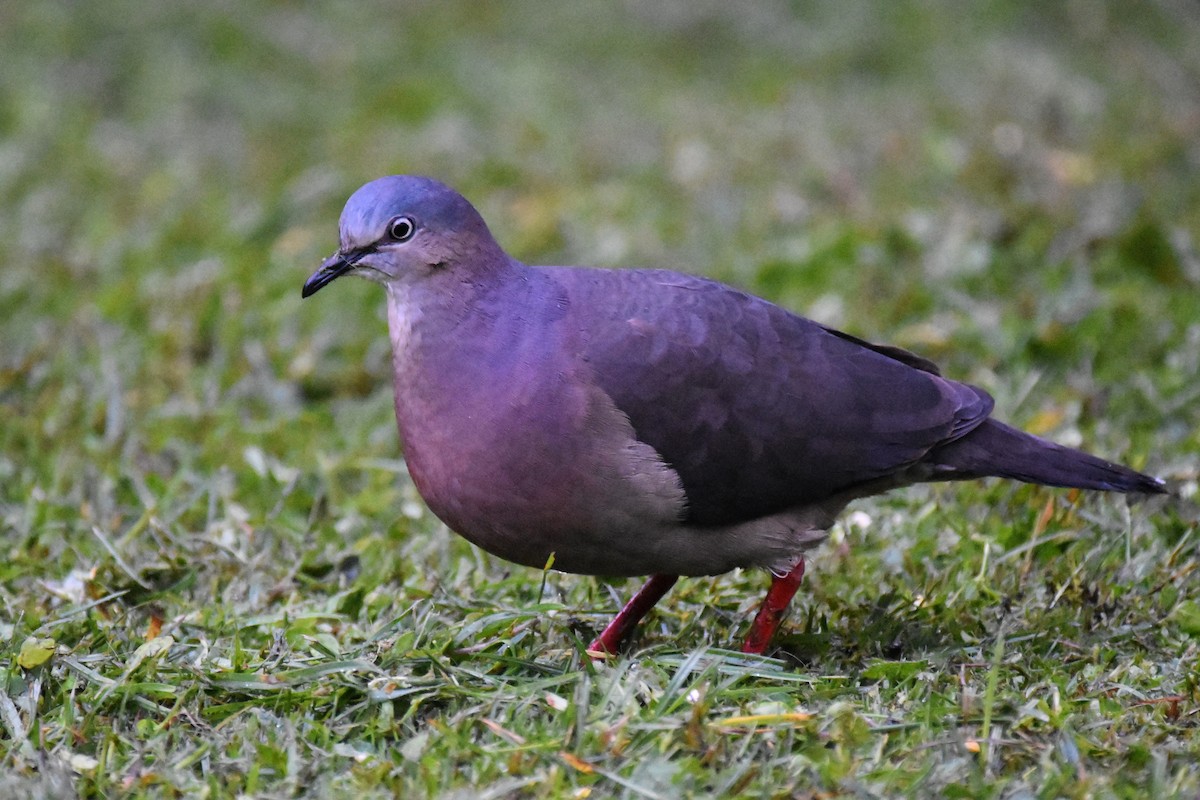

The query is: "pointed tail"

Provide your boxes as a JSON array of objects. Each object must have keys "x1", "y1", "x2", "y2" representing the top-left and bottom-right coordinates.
[{"x1": 929, "y1": 419, "x2": 1166, "y2": 494}]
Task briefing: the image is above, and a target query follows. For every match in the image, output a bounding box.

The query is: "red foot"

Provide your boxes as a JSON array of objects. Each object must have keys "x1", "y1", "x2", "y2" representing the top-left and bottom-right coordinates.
[
  {"x1": 742, "y1": 559, "x2": 806, "y2": 655},
  {"x1": 587, "y1": 574, "x2": 679, "y2": 657}
]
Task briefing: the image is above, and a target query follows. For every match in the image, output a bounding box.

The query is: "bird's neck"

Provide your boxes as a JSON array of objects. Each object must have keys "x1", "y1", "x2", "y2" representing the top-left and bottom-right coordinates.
[
  {"x1": 385, "y1": 259, "x2": 525, "y2": 357},
  {"x1": 384, "y1": 261, "x2": 564, "y2": 412}
]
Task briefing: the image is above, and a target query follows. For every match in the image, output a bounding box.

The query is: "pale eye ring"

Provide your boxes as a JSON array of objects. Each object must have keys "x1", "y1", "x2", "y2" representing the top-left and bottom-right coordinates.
[{"x1": 388, "y1": 216, "x2": 416, "y2": 242}]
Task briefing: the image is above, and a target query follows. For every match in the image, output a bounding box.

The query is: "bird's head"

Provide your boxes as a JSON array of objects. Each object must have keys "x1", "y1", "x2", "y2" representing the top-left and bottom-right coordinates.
[{"x1": 302, "y1": 175, "x2": 505, "y2": 298}]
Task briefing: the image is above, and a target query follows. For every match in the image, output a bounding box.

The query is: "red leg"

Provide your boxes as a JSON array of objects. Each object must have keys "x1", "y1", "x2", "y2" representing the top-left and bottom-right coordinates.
[
  {"x1": 742, "y1": 559, "x2": 806, "y2": 655},
  {"x1": 587, "y1": 574, "x2": 679, "y2": 657}
]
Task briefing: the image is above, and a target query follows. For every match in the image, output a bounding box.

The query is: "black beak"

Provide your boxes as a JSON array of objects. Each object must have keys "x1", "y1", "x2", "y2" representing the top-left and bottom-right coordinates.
[{"x1": 302, "y1": 250, "x2": 364, "y2": 298}]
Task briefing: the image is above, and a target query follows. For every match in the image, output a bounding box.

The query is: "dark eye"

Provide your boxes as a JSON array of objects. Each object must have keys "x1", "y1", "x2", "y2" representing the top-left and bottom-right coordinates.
[{"x1": 388, "y1": 216, "x2": 416, "y2": 242}]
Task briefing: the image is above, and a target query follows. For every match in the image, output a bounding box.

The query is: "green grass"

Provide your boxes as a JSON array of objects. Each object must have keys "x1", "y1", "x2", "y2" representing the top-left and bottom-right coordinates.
[{"x1": 2, "y1": 1, "x2": 1199, "y2": 797}]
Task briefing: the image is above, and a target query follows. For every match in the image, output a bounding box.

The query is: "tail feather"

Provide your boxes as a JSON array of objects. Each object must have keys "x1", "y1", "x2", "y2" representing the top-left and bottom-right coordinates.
[{"x1": 929, "y1": 419, "x2": 1166, "y2": 495}]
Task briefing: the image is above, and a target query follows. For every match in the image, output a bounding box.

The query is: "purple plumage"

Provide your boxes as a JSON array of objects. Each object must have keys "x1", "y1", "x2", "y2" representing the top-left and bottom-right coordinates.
[{"x1": 303, "y1": 175, "x2": 1165, "y2": 656}]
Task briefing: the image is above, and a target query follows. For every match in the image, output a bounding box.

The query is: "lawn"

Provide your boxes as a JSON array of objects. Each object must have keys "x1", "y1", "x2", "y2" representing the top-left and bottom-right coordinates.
[{"x1": 2, "y1": 1, "x2": 1198, "y2": 797}]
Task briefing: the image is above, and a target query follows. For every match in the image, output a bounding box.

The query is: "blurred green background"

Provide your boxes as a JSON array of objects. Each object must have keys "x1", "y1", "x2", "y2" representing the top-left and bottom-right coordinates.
[{"x1": 2, "y1": 1, "x2": 1198, "y2": 797}]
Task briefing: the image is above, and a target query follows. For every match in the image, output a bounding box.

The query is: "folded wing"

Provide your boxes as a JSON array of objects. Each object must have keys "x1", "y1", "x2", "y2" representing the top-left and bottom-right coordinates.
[{"x1": 549, "y1": 268, "x2": 994, "y2": 526}]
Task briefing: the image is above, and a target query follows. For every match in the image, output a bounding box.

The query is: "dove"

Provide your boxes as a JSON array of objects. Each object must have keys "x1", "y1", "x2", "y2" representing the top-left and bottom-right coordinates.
[{"x1": 303, "y1": 175, "x2": 1164, "y2": 656}]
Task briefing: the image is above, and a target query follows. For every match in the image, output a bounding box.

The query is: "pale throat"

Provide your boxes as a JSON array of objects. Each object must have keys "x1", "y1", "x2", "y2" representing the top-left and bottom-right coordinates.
[{"x1": 385, "y1": 283, "x2": 424, "y2": 356}]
